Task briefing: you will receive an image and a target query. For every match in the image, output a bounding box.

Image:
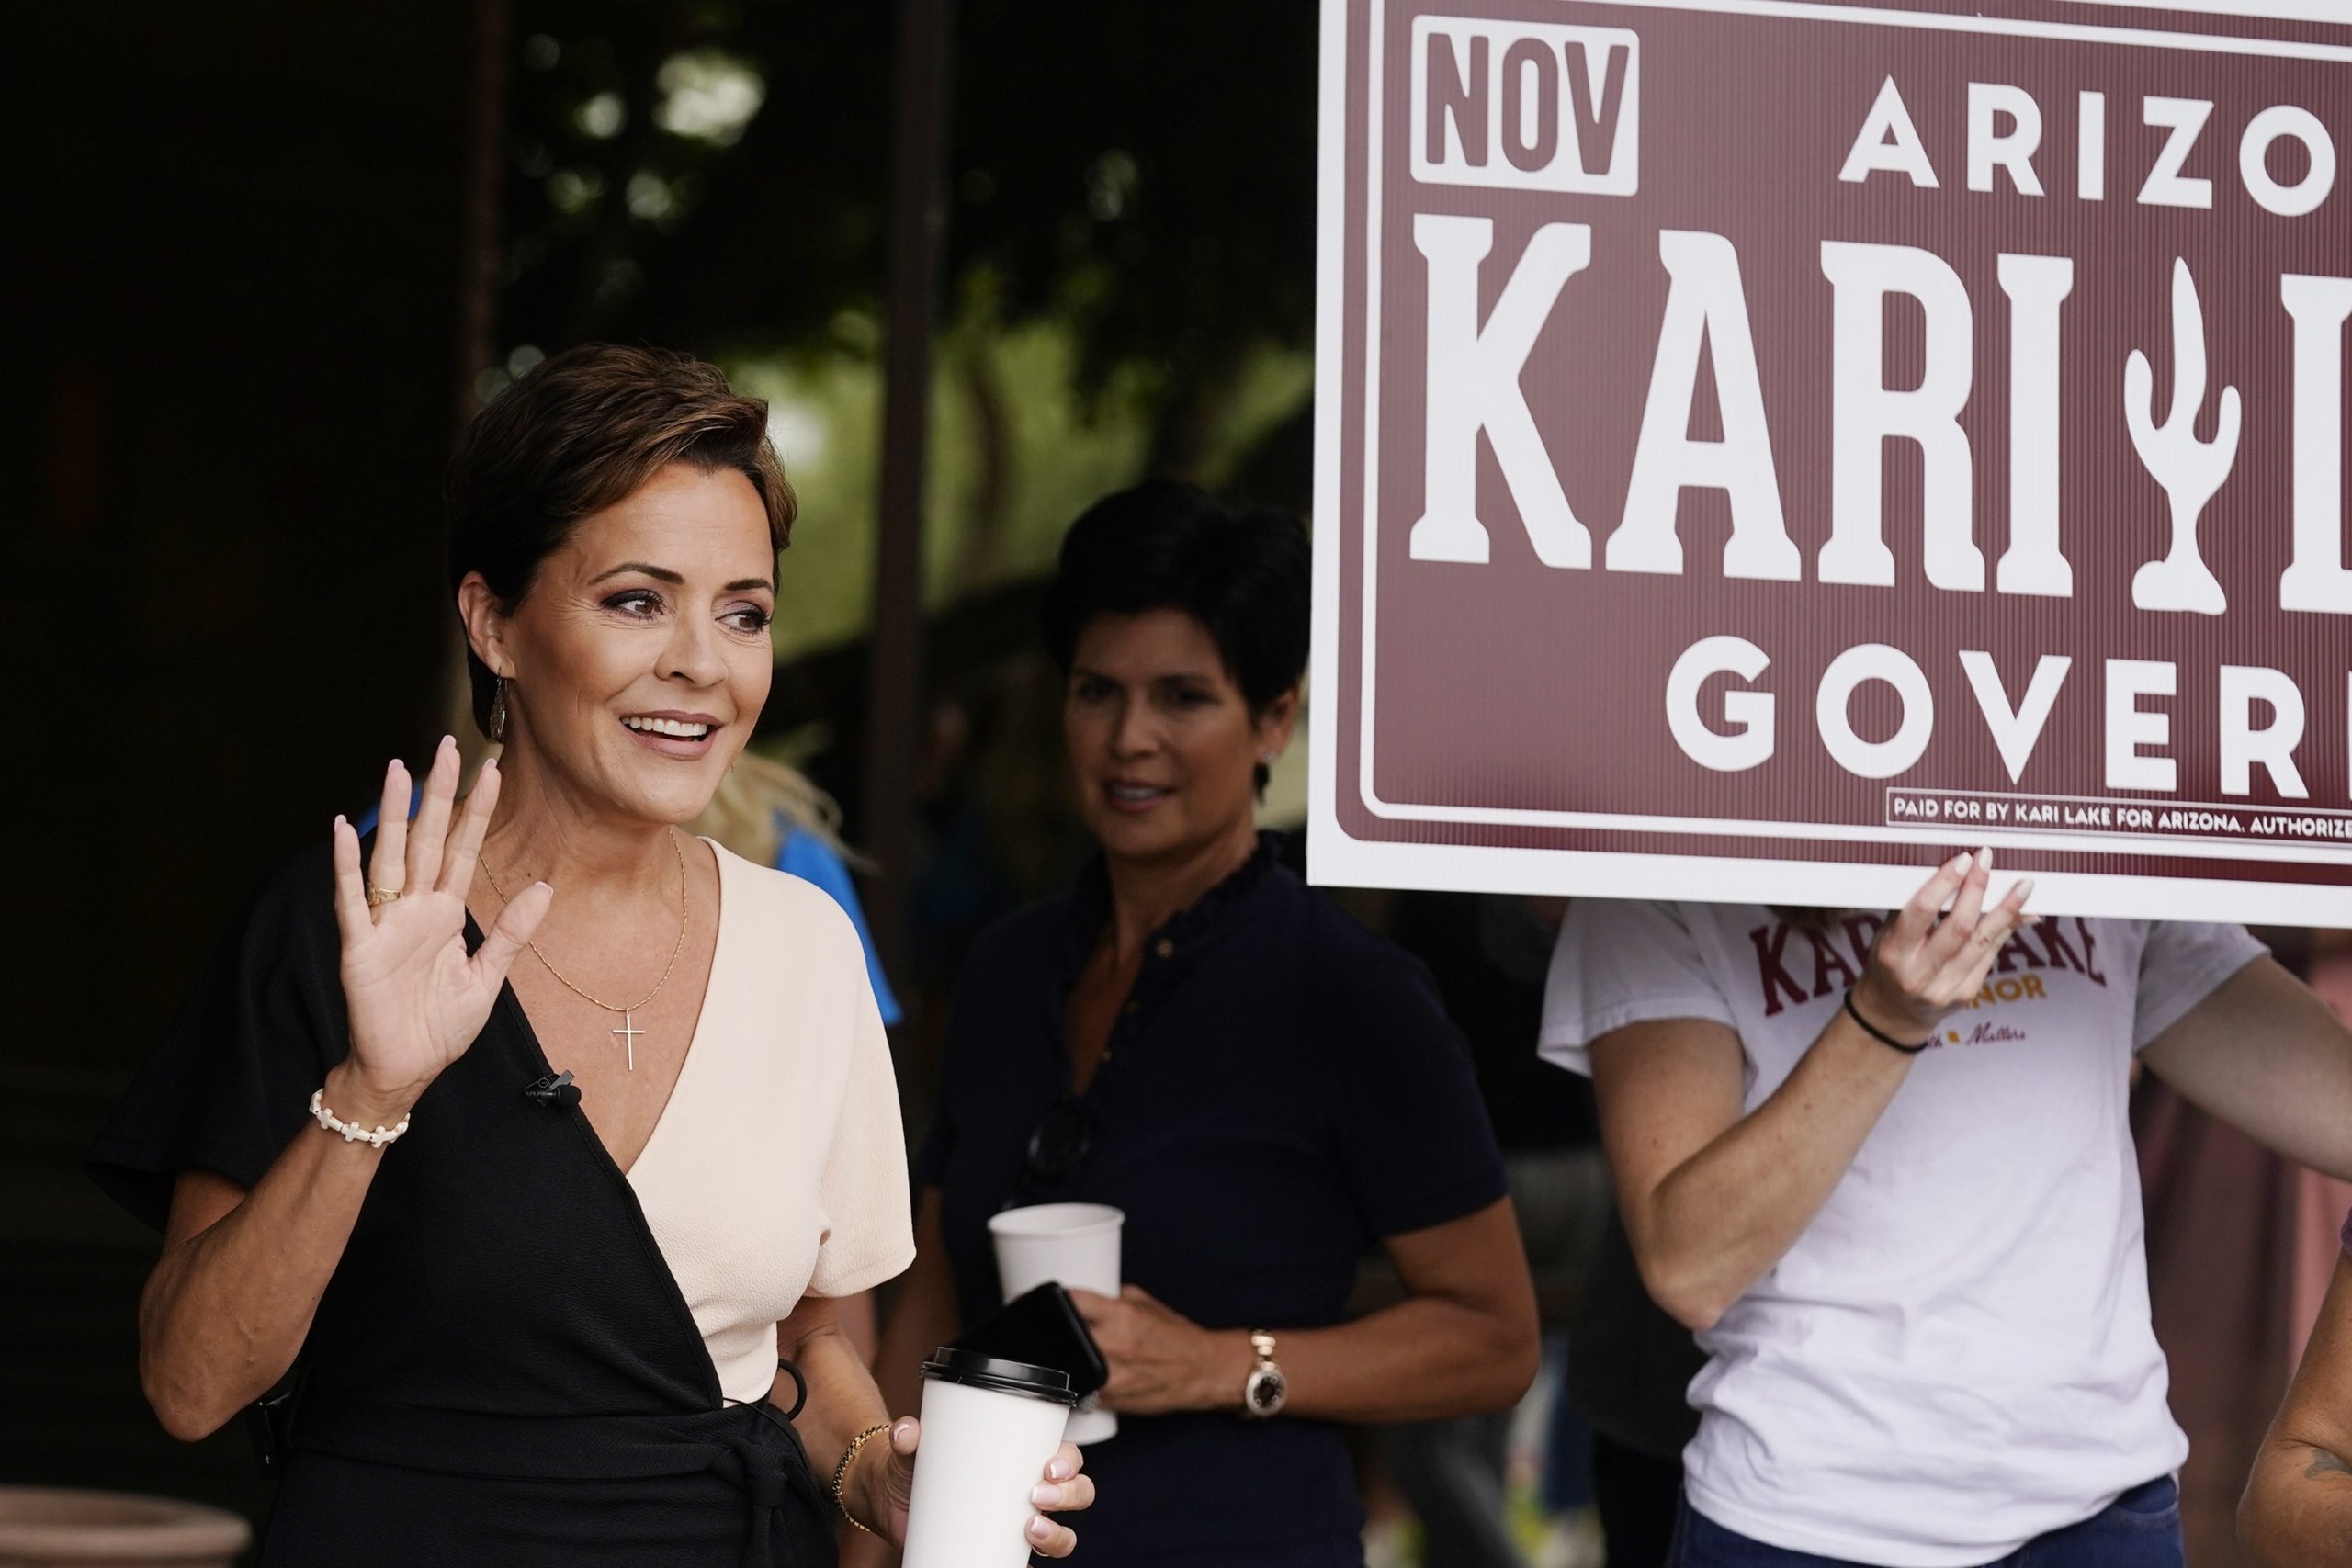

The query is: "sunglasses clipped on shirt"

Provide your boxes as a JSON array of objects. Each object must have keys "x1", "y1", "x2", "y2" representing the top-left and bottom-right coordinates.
[{"x1": 1012, "y1": 1094, "x2": 1095, "y2": 1202}]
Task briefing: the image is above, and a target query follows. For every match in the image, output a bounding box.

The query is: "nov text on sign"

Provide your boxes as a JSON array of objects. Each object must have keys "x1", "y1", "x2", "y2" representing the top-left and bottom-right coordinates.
[{"x1": 1309, "y1": 0, "x2": 2352, "y2": 925}]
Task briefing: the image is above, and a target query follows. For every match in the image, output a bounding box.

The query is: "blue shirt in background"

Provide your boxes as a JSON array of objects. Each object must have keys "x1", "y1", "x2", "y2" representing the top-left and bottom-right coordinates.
[{"x1": 775, "y1": 826, "x2": 902, "y2": 1027}]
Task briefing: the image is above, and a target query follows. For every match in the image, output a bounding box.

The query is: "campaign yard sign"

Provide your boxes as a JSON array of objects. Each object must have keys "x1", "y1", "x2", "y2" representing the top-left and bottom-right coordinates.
[{"x1": 1309, "y1": 0, "x2": 2352, "y2": 925}]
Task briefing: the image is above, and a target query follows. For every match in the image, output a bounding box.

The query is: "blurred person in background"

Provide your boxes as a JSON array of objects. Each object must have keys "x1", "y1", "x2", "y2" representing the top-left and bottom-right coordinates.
[
  {"x1": 693, "y1": 747, "x2": 901, "y2": 1028},
  {"x1": 2239, "y1": 1203, "x2": 2352, "y2": 1565},
  {"x1": 879, "y1": 480, "x2": 1542, "y2": 1568},
  {"x1": 2236, "y1": 930, "x2": 2352, "y2": 1568},
  {"x1": 86, "y1": 344, "x2": 1087, "y2": 1567},
  {"x1": 1380, "y1": 890, "x2": 1613, "y2": 1568},
  {"x1": 2130, "y1": 922, "x2": 2352, "y2": 1555},
  {"x1": 1544, "y1": 863, "x2": 2352, "y2": 1567},
  {"x1": 1556, "y1": 1213, "x2": 1703, "y2": 1568}
]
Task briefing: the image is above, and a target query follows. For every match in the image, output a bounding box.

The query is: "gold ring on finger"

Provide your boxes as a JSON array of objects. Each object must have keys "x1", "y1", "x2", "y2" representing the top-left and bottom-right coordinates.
[{"x1": 367, "y1": 886, "x2": 402, "y2": 907}]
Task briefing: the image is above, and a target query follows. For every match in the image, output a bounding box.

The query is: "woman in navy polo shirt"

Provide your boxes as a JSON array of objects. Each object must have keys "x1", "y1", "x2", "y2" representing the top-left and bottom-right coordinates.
[{"x1": 878, "y1": 481, "x2": 1542, "y2": 1566}]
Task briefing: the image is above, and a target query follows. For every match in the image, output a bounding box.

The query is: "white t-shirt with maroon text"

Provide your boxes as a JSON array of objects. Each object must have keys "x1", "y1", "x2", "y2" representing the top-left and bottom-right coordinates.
[{"x1": 1541, "y1": 902, "x2": 2264, "y2": 1566}]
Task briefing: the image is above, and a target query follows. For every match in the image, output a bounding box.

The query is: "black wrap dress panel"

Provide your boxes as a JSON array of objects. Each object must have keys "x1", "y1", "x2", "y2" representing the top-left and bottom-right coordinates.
[{"x1": 89, "y1": 838, "x2": 916, "y2": 1567}]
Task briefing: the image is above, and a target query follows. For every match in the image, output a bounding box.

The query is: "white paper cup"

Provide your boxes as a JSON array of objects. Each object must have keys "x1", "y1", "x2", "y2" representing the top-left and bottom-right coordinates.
[
  {"x1": 900, "y1": 1350, "x2": 1077, "y2": 1568},
  {"x1": 989, "y1": 1203, "x2": 1124, "y2": 1443},
  {"x1": 989, "y1": 1202, "x2": 1124, "y2": 1298}
]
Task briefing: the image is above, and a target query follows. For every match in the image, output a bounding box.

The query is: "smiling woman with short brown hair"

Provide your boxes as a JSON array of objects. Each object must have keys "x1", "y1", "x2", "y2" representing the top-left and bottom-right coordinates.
[
  {"x1": 443, "y1": 344, "x2": 797, "y2": 739},
  {"x1": 88, "y1": 344, "x2": 1091, "y2": 1567}
]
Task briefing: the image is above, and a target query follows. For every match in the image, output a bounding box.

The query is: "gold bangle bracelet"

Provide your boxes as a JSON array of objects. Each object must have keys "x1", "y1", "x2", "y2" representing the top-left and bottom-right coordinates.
[{"x1": 831, "y1": 1422, "x2": 893, "y2": 1536}]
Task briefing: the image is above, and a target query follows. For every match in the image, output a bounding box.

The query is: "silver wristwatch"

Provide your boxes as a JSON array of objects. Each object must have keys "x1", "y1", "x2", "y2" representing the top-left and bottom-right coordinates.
[{"x1": 1241, "y1": 1329, "x2": 1288, "y2": 1419}]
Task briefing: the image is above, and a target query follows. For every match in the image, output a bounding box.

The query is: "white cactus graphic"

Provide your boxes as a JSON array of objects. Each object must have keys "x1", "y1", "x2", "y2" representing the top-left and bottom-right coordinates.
[{"x1": 2125, "y1": 258, "x2": 2240, "y2": 615}]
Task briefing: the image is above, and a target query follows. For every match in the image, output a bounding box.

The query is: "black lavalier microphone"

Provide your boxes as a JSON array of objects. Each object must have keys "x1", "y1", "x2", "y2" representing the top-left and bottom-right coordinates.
[{"x1": 522, "y1": 1071, "x2": 581, "y2": 1109}]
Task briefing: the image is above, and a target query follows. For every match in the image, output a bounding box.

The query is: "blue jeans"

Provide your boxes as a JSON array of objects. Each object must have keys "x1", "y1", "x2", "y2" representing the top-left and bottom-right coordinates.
[{"x1": 1666, "y1": 1478, "x2": 2184, "y2": 1567}]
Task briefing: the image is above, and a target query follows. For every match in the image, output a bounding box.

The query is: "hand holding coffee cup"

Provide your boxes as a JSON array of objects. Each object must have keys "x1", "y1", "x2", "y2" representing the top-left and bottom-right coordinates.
[
  {"x1": 890, "y1": 1353, "x2": 1095, "y2": 1568},
  {"x1": 1066, "y1": 1284, "x2": 1227, "y2": 1416},
  {"x1": 989, "y1": 1203, "x2": 1124, "y2": 1442}
]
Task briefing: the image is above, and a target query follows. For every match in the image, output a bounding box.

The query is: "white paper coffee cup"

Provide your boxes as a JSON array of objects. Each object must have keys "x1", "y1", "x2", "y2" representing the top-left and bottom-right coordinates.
[
  {"x1": 900, "y1": 1349, "x2": 1077, "y2": 1568},
  {"x1": 989, "y1": 1203, "x2": 1123, "y2": 1443},
  {"x1": 989, "y1": 1202, "x2": 1124, "y2": 1298}
]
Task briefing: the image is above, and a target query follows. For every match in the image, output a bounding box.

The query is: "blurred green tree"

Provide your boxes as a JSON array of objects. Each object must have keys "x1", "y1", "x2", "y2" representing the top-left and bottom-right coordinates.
[{"x1": 491, "y1": 0, "x2": 1318, "y2": 479}]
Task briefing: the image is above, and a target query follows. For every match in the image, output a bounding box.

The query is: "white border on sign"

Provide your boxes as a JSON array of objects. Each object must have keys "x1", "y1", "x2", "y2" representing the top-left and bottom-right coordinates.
[
  {"x1": 1310, "y1": 0, "x2": 1356, "y2": 918},
  {"x1": 1554, "y1": 0, "x2": 2352, "y2": 53},
  {"x1": 2050, "y1": 0, "x2": 2351, "y2": 22},
  {"x1": 1311, "y1": 833, "x2": 2352, "y2": 928},
  {"x1": 1308, "y1": 0, "x2": 2352, "y2": 926}
]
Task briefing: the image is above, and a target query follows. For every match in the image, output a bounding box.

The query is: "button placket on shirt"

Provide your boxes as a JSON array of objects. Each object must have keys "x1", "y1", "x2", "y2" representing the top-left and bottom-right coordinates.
[{"x1": 1104, "y1": 935, "x2": 1179, "y2": 1066}]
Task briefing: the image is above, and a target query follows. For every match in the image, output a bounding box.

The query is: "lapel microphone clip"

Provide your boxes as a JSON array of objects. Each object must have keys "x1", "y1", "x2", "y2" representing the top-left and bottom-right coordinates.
[{"x1": 522, "y1": 1071, "x2": 582, "y2": 1109}]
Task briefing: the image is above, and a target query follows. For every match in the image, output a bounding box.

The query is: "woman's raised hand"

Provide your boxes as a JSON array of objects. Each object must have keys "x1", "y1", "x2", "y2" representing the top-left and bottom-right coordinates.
[
  {"x1": 1851, "y1": 849, "x2": 2035, "y2": 1046},
  {"x1": 328, "y1": 737, "x2": 553, "y2": 1120}
]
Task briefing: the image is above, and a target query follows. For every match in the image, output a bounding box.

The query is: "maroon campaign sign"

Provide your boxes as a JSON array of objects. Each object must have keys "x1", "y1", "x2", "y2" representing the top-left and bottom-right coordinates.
[{"x1": 1310, "y1": 0, "x2": 2352, "y2": 924}]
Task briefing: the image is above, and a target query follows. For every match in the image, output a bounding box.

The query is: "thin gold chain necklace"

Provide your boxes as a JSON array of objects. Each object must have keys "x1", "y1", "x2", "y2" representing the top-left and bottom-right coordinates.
[{"x1": 481, "y1": 828, "x2": 688, "y2": 1071}]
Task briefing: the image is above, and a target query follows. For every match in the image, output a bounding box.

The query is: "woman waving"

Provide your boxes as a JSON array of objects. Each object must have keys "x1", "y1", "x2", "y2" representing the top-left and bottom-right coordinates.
[{"x1": 90, "y1": 345, "x2": 1090, "y2": 1566}]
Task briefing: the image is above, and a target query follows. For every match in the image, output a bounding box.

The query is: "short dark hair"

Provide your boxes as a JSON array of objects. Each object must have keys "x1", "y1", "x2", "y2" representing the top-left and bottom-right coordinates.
[
  {"x1": 445, "y1": 344, "x2": 796, "y2": 737},
  {"x1": 1042, "y1": 481, "x2": 1309, "y2": 784}
]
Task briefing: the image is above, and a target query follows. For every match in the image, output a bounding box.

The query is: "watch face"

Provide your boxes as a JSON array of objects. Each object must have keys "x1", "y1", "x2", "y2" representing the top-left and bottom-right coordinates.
[{"x1": 1246, "y1": 1366, "x2": 1288, "y2": 1415}]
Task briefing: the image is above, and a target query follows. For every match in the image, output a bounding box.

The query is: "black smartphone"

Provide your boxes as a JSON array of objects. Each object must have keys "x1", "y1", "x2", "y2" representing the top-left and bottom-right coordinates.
[{"x1": 951, "y1": 1282, "x2": 1110, "y2": 1399}]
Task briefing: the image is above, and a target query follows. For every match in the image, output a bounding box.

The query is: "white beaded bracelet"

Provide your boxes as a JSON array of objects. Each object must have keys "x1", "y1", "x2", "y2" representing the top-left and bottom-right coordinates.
[{"x1": 308, "y1": 1089, "x2": 411, "y2": 1148}]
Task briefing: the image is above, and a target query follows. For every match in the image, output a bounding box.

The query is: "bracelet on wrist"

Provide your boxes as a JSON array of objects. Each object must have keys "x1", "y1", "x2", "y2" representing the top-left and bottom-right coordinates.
[
  {"x1": 831, "y1": 1422, "x2": 892, "y2": 1536},
  {"x1": 308, "y1": 1088, "x2": 411, "y2": 1147},
  {"x1": 1842, "y1": 989, "x2": 1932, "y2": 1055}
]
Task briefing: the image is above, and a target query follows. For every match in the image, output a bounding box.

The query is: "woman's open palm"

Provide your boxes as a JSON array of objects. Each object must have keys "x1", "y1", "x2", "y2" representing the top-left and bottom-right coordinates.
[{"x1": 329, "y1": 737, "x2": 552, "y2": 1112}]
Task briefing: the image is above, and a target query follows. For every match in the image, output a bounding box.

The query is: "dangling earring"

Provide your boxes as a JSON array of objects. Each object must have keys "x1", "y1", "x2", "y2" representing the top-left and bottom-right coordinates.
[{"x1": 489, "y1": 678, "x2": 509, "y2": 744}]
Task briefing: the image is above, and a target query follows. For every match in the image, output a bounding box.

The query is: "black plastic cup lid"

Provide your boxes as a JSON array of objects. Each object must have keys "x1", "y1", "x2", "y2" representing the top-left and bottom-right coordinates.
[{"x1": 921, "y1": 1347, "x2": 1079, "y2": 1405}]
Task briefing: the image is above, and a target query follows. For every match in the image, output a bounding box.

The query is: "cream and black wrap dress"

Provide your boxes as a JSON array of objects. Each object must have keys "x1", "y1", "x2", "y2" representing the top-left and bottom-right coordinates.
[{"x1": 91, "y1": 837, "x2": 915, "y2": 1567}]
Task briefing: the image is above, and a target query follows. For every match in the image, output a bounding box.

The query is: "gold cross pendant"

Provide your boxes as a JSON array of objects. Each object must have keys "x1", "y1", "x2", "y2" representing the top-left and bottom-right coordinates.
[{"x1": 612, "y1": 1012, "x2": 645, "y2": 1071}]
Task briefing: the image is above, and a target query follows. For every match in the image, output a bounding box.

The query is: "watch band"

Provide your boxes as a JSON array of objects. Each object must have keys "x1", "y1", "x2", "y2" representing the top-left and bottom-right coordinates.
[{"x1": 1242, "y1": 1329, "x2": 1287, "y2": 1419}]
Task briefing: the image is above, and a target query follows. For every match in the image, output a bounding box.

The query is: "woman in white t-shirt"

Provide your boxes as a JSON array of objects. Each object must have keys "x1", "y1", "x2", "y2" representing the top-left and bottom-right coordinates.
[{"x1": 1541, "y1": 850, "x2": 2352, "y2": 1568}]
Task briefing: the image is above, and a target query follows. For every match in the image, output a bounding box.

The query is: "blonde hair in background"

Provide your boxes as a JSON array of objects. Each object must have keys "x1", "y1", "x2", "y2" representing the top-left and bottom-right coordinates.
[{"x1": 689, "y1": 747, "x2": 861, "y2": 869}]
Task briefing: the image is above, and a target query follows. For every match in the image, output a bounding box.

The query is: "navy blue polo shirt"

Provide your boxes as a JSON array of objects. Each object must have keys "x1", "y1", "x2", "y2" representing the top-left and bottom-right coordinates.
[{"x1": 915, "y1": 835, "x2": 1508, "y2": 1564}]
